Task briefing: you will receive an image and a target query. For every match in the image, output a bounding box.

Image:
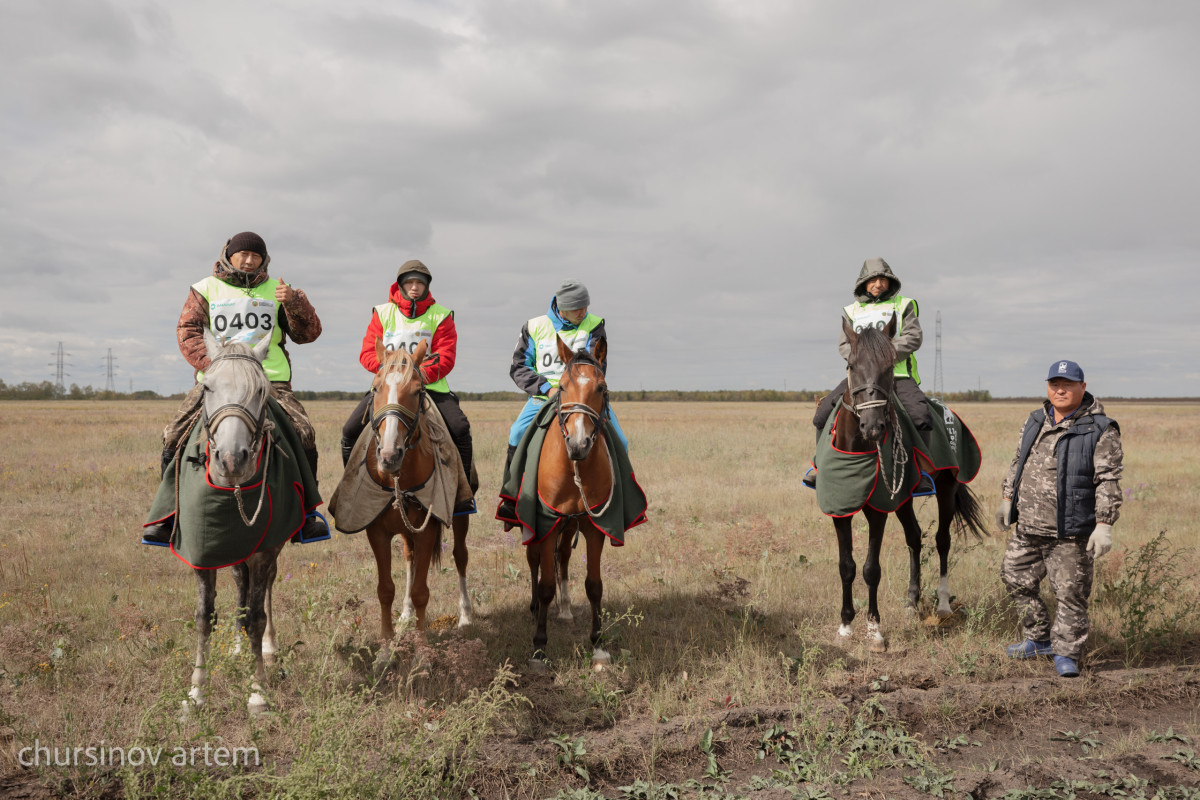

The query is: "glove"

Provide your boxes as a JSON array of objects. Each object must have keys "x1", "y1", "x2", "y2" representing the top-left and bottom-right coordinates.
[
  {"x1": 1086, "y1": 523, "x2": 1113, "y2": 558},
  {"x1": 995, "y1": 498, "x2": 1013, "y2": 531}
]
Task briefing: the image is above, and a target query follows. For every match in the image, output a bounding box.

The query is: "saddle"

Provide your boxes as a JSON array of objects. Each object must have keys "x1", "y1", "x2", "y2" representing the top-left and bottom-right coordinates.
[
  {"x1": 143, "y1": 397, "x2": 323, "y2": 568},
  {"x1": 327, "y1": 393, "x2": 475, "y2": 534},
  {"x1": 813, "y1": 396, "x2": 981, "y2": 517},
  {"x1": 497, "y1": 401, "x2": 647, "y2": 546}
]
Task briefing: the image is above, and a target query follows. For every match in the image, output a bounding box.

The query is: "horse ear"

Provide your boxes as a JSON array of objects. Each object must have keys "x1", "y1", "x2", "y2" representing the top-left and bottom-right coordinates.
[
  {"x1": 251, "y1": 334, "x2": 271, "y2": 364},
  {"x1": 556, "y1": 334, "x2": 575, "y2": 365},
  {"x1": 203, "y1": 327, "x2": 222, "y2": 361},
  {"x1": 412, "y1": 338, "x2": 428, "y2": 366},
  {"x1": 374, "y1": 337, "x2": 386, "y2": 366},
  {"x1": 590, "y1": 336, "x2": 607, "y2": 366},
  {"x1": 842, "y1": 316, "x2": 857, "y2": 345},
  {"x1": 884, "y1": 312, "x2": 897, "y2": 339}
]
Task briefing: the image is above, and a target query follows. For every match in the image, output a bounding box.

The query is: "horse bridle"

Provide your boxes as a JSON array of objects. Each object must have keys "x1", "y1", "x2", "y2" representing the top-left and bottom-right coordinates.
[
  {"x1": 841, "y1": 367, "x2": 892, "y2": 418},
  {"x1": 555, "y1": 363, "x2": 608, "y2": 460},
  {"x1": 200, "y1": 353, "x2": 268, "y2": 449}
]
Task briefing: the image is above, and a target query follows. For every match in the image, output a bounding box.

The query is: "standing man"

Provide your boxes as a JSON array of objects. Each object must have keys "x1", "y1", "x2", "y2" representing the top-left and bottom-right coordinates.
[
  {"x1": 806, "y1": 257, "x2": 932, "y2": 491},
  {"x1": 140, "y1": 231, "x2": 326, "y2": 544},
  {"x1": 496, "y1": 280, "x2": 628, "y2": 521},
  {"x1": 339, "y1": 260, "x2": 474, "y2": 509},
  {"x1": 997, "y1": 360, "x2": 1123, "y2": 678}
]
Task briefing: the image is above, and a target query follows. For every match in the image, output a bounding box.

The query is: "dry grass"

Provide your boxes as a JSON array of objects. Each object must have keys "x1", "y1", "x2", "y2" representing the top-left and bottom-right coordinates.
[{"x1": 1, "y1": 399, "x2": 1198, "y2": 798}]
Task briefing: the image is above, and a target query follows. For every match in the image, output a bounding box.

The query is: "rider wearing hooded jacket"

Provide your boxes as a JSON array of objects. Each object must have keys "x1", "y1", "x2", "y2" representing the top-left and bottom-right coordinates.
[
  {"x1": 339, "y1": 260, "x2": 474, "y2": 501},
  {"x1": 141, "y1": 231, "x2": 325, "y2": 544},
  {"x1": 806, "y1": 257, "x2": 932, "y2": 489}
]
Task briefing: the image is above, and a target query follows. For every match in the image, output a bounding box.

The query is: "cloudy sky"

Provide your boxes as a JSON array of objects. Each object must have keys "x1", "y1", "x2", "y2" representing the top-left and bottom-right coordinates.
[{"x1": 2, "y1": 1, "x2": 1196, "y2": 397}]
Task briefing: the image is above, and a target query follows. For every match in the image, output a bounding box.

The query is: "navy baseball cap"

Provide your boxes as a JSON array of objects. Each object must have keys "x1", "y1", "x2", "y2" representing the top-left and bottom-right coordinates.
[{"x1": 1047, "y1": 360, "x2": 1085, "y2": 382}]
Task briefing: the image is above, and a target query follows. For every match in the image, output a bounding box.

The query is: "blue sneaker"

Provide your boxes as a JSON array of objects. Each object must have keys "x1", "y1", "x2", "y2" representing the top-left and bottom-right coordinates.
[
  {"x1": 1054, "y1": 655, "x2": 1080, "y2": 678},
  {"x1": 1005, "y1": 639, "x2": 1052, "y2": 659}
]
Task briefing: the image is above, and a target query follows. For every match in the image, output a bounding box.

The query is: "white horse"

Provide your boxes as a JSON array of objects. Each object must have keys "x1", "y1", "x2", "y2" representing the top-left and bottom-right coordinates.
[{"x1": 182, "y1": 331, "x2": 283, "y2": 718}]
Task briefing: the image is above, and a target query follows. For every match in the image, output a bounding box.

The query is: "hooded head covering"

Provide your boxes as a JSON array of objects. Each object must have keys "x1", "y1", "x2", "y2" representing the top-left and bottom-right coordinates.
[{"x1": 853, "y1": 257, "x2": 901, "y2": 302}]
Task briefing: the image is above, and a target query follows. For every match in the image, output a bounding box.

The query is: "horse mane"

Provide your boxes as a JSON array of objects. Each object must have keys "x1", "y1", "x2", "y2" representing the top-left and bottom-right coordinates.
[
  {"x1": 377, "y1": 348, "x2": 418, "y2": 387},
  {"x1": 853, "y1": 326, "x2": 897, "y2": 375},
  {"x1": 564, "y1": 348, "x2": 603, "y2": 375},
  {"x1": 208, "y1": 342, "x2": 270, "y2": 408}
]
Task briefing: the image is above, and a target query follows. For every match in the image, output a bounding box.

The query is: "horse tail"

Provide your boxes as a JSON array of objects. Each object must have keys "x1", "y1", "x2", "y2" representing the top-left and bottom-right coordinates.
[
  {"x1": 399, "y1": 526, "x2": 444, "y2": 569},
  {"x1": 952, "y1": 483, "x2": 990, "y2": 540}
]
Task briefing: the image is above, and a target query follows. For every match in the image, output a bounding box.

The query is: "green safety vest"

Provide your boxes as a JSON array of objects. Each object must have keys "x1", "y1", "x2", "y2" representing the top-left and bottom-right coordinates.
[
  {"x1": 194, "y1": 276, "x2": 289, "y2": 382},
  {"x1": 843, "y1": 295, "x2": 921, "y2": 383},
  {"x1": 375, "y1": 301, "x2": 454, "y2": 392},
  {"x1": 527, "y1": 313, "x2": 603, "y2": 395}
]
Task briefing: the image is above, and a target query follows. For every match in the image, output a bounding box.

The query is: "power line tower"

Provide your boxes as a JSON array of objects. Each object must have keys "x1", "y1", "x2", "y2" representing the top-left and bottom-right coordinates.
[
  {"x1": 932, "y1": 310, "x2": 945, "y2": 400},
  {"x1": 102, "y1": 348, "x2": 119, "y2": 392},
  {"x1": 48, "y1": 341, "x2": 71, "y2": 396}
]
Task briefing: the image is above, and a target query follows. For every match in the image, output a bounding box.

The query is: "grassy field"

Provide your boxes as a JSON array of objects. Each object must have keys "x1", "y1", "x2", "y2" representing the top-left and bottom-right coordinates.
[{"x1": 1, "y1": 399, "x2": 1199, "y2": 799}]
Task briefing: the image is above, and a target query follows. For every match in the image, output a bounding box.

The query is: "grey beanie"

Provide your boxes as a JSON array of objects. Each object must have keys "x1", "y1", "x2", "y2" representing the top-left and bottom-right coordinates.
[{"x1": 555, "y1": 280, "x2": 590, "y2": 311}]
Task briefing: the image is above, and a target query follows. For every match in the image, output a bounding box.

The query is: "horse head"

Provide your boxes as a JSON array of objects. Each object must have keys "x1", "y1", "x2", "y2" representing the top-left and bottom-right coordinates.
[
  {"x1": 201, "y1": 329, "x2": 271, "y2": 486},
  {"x1": 555, "y1": 335, "x2": 608, "y2": 462},
  {"x1": 370, "y1": 337, "x2": 427, "y2": 476},
  {"x1": 842, "y1": 313, "x2": 897, "y2": 445}
]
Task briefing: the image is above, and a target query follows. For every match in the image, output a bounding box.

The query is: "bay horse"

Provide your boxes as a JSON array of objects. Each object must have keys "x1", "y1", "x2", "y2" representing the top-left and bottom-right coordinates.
[
  {"x1": 365, "y1": 338, "x2": 472, "y2": 641},
  {"x1": 830, "y1": 314, "x2": 987, "y2": 652},
  {"x1": 527, "y1": 336, "x2": 614, "y2": 671},
  {"x1": 185, "y1": 331, "x2": 284, "y2": 717}
]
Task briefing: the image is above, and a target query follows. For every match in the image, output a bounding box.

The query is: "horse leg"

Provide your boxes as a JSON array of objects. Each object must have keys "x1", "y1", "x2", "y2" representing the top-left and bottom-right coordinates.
[
  {"x1": 231, "y1": 562, "x2": 249, "y2": 655},
  {"x1": 367, "y1": 526, "x2": 396, "y2": 642},
  {"x1": 452, "y1": 514, "x2": 473, "y2": 627},
  {"x1": 862, "y1": 509, "x2": 888, "y2": 653},
  {"x1": 554, "y1": 521, "x2": 575, "y2": 621},
  {"x1": 530, "y1": 533, "x2": 558, "y2": 669},
  {"x1": 933, "y1": 476, "x2": 956, "y2": 617},
  {"x1": 584, "y1": 527, "x2": 609, "y2": 668},
  {"x1": 895, "y1": 500, "x2": 924, "y2": 612},
  {"x1": 261, "y1": 558, "x2": 278, "y2": 661},
  {"x1": 243, "y1": 551, "x2": 282, "y2": 716},
  {"x1": 527, "y1": 538, "x2": 541, "y2": 616},
  {"x1": 408, "y1": 528, "x2": 434, "y2": 631},
  {"x1": 833, "y1": 517, "x2": 856, "y2": 639},
  {"x1": 183, "y1": 569, "x2": 217, "y2": 719}
]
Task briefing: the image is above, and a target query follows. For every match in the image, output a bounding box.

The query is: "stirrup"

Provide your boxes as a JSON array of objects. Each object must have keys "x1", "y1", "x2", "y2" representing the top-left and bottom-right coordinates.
[
  {"x1": 912, "y1": 471, "x2": 935, "y2": 497},
  {"x1": 140, "y1": 518, "x2": 174, "y2": 547},
  {"x1": 293, "y1": 510, "x2": 331, "y2": 544},
  {"x1": 801, "y1": 467, "x2": 817, "y2": 490},
  {"x1": 453, "y1": 497, "x2": 477, "y2": 517}
]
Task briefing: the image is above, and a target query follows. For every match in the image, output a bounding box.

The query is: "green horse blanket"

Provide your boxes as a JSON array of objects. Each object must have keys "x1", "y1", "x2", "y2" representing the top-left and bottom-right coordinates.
[
  {"x1": 144, "y1": 397, "x2": 322, "y2": 568},
  {"x1": 813, "y1": 396, "x2": 980, "y2": 517},
  {"x1": 498, "y1": 401, "x2": 647, "y2": 546}
]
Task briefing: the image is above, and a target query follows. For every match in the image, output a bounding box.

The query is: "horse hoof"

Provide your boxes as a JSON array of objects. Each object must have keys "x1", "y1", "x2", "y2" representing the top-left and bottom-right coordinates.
[
  {"x1": 248, "y1": 693, "x2": 268, "y2": 716},
  {"x1": 527, "y1": 658, "x2": 549, "y2": 674},
  {"x1": 457, "y1": 614, "x2": 474, "y2": 628},
  {"x1": 592, "y1": 649, "x2": 612, "y2": 671},
  {"x1": 867, "y1": 638, "x2": 888, "y2": 654},
  {"x1": 837, "y1": 624, "x2": 853, "y2": 639}
]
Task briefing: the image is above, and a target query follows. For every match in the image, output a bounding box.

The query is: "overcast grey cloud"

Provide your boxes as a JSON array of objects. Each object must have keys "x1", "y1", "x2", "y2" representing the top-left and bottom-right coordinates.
[{"x1": 2, "y1": 0, "x2": 1197, "y2": 397}]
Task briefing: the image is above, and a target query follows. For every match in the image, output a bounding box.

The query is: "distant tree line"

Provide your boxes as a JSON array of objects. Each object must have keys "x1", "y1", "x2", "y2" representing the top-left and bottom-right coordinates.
[{"x1": 0, "y1": 379, "x2": 172, "y2": 401}]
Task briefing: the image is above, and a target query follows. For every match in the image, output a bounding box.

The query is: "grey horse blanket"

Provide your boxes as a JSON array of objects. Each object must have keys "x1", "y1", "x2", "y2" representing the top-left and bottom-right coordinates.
[
  {"x1": 497, "y1": 401, "x2": 647, "y2": 546},
  {"x1": 813, "y1": 396, "x2": 980, "y2": 517},
  {"x1": 144, "y1": 397, "x2": 322, "y2": 569},
  {"x1": 327, "y1": 393, "x2": 475, "y2": 534}
]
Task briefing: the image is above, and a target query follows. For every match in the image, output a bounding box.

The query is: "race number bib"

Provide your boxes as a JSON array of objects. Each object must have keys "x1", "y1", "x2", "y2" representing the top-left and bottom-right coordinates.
[
  {"x1": 383, "y1": 327, "x2": 433, "y2": 355},
  {"x1": 848, "y1": 304, "x2": 897, "y2": 336},
  {"x1": 536, "y1": 330, "x2": 590, "y2": 380},
  {"x1": 209, "y1": 296, "x2": 276, "y2": 346}
]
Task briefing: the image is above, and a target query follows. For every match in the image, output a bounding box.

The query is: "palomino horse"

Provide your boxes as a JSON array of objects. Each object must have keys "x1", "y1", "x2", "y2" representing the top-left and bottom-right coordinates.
[
  {"x1": 365, "y1": 338, "x2": 472, "y2": 640},
  {"x1": 527, "y1": 336, "x2": 614, "y2": 670},
  {"x1": 185, "y1": 331, "x2": 284, "y2": 717},
  {"x1": 830, "y1": 315, "x2": 987, "y2": 652}
]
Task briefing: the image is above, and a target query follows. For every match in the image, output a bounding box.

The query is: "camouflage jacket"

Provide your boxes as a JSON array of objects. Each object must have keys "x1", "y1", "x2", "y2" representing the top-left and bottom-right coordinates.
[
  {"x1": 177, "y1": 258, "x2": 321, "y2": 378},
  {"x1": 1002, "y1": 394, "x2": 1123, "y2": 538}
]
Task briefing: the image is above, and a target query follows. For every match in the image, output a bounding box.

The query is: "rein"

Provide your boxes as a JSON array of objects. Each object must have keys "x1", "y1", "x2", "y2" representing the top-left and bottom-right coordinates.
[
  {"x1": 201, "y1": 352, "x2": 274, "y2": 527},
  {"x1": 841, "y1": 368, "x2": 909, "y2": 499}
]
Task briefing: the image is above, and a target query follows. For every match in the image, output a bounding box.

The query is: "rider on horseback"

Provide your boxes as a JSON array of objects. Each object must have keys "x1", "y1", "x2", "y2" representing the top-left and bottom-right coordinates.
[
  {"x1": 806, "y1": 257, "x2": 933, "y2": 493},
  {"x1": 496, "y1": 281, "x2": 628, "y2": 523},
  {"x1": 339, "y1": 259, "x2": 476, "y2": 511},
  {"x1": 141, "y1": 231, "x2": 327, "y2": 545}
]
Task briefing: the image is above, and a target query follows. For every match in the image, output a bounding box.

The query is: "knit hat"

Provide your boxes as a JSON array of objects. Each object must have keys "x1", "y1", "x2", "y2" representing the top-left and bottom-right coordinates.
[
  {"x1": 225, "y1": 232, "x2": 268, "y2": 260},
  {"x1": 396, "y1": 259, "x2": 432, "y2": 287},
  {"x1": 555, "y1": 280, "x2": 590, "y2": 311}
]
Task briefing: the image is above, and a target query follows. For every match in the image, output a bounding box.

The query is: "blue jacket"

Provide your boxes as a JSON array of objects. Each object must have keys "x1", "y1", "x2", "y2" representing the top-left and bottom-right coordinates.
[{"x1": 509, "y1": 298, "x2": 608, "y2": 397}]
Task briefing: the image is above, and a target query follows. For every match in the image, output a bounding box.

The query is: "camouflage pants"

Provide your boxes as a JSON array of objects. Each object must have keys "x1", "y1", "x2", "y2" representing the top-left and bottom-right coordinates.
[
  {"x1": 162, "y1": 381, "x2": 316, "y2": 452},
  {"x1": 1000, "y1": 528, "x2": 1094, "y2": 660}
]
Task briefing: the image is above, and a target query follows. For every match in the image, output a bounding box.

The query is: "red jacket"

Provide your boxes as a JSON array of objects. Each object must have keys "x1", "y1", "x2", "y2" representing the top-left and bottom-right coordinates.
[{"x1": 358, "y1": 284, "x2": 457, "y2": 386}]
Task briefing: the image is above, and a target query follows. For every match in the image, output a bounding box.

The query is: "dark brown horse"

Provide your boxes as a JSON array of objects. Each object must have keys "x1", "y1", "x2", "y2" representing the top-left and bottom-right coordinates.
[
  {"x1": 364, "y1": 339, "x2": 472, "y2": 641},
  {"x1": 527, "y1": 336, "x2": 614, "y2": 670},
  {"x1": 831, "y1": 315, "x2": 987, "y2": 651}
]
